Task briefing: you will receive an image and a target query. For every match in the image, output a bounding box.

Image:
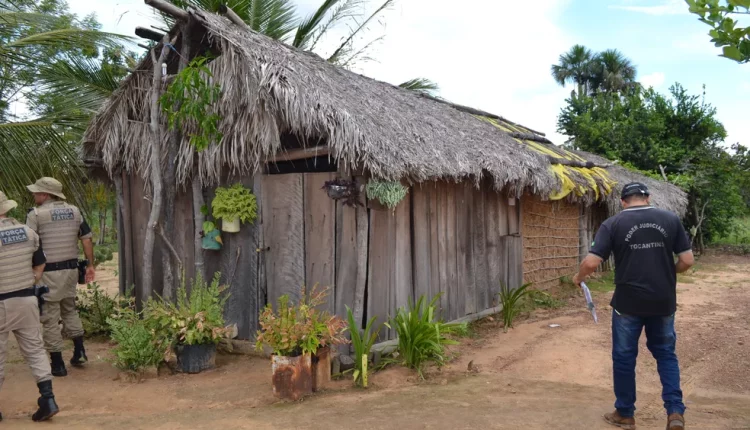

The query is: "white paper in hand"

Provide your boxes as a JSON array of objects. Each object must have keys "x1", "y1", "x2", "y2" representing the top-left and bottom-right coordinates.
[{"x1": 580, "y1": 282, "x2": 598, "y2": 324}]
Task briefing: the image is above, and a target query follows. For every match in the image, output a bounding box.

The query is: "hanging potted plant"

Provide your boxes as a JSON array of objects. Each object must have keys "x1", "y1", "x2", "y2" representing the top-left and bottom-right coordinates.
[
  {"x1": 322, "y1": 178, "x2": 362, "y2": 207},
  {"x1": 200, "y1": 205, "x2": 222, "y2": 250},
  {"x1": 255, "y1": 286, "x2": 346, "y2": 400},
  {"x1": 145, "y1": 273, "x2": 230, "y2": 374},
  {"x1": 211, "y1": 183, "x2": 257, "y2": 233},
  {"x1": 366, "y1": 179, "x2": 408, "y2": 211}
]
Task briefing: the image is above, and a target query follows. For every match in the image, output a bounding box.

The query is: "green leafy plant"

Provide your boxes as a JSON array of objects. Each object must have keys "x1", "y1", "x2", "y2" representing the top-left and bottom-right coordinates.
[
  {"x1": 211, "y1": 183, "x2": 258, "y2": 224},
  {"x1": 94, "y1": 245, "x2": 114, "y2": 268},
  {"x1": 144, "y1": 273, "x2": 230, "y2": 352},
  {"x1": 160, "y1": 55, "x2": 223, "y2": 151},
  {"x1": 687, "y1": 0, "x2": 750, "y2": 64},
  {"x1": 107, "y1": 307, "x2": 164, "y2": 373},
  {"x1": 499, "y1": 282, "x2": 532, "y2": 332},
  {"x1": 391, "y1": 294, "x2": 467, "y2": 378},
  {"x1": 366, "y1": 180, "x2": 408, "y2": 210},
  {"x1": 203, "y1": 221, "x2": 216, "y2": 233},
  {"x1": 527, "y1": 289, "x2": 563, "y2": 310},
  {"x1": 77, "y1": 283, "x2": 134, "y2": 337},
  {"x1": 346, "y1": 306, "x2": 379, "y2": 388},
  {"x1": 256, "y1": 285, "x2": 347, "y2": 357}
]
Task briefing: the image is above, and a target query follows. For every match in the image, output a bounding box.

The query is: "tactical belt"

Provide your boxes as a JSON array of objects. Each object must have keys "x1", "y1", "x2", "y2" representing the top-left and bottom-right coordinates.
[
  {"x1": 0, "y1": 288, "x2": 35, "y2": 301},
  {"x1": 44, "y1": 259, "x2": 78, "y2": 272}
]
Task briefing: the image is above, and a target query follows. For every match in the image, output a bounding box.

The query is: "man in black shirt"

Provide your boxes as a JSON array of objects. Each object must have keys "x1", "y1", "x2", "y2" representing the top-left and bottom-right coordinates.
[{"x1": 573, "y1": 182, "x2": 694, "y2": 430}]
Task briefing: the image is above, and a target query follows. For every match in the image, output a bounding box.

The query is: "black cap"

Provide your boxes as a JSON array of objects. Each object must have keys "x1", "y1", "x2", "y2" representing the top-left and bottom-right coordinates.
[{"x1": 621, "y1": 182, "x2": 650, "y2": 199}]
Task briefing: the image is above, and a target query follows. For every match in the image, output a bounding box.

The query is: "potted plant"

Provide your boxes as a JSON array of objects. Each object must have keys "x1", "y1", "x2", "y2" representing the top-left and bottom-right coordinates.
[
  {"x1": 145, "y1": 273, "x2": 230, "y2": 374},
  {"x1": 322, "y1": 178, "x2": 361, "y2": 207},
  {"x1": 255, "y1": 285, "x2": 346, "y2": 400},
  {"x1": 211, "y1": 183, "x2": 257, "y2": 233},
  {"x1": 365, "y1": 179, "x2": 408, "y2": 211}
]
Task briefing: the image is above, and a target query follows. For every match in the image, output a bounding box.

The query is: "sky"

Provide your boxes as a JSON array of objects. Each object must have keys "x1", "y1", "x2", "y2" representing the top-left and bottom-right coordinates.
[{"x1": 65, "y1": 0, "x2": 749, "y2": 148}]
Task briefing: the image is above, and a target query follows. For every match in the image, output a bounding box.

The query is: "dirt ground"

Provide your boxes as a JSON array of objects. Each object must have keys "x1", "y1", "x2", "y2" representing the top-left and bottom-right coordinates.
[{"x1": 0, "y1": 254, "x2": 749, "y2": 429}]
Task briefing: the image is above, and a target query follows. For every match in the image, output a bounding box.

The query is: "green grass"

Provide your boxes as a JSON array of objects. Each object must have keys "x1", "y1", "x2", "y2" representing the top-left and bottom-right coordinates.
[{"x1": 582, "y1": 272, "x2": 616, "y2": 293}]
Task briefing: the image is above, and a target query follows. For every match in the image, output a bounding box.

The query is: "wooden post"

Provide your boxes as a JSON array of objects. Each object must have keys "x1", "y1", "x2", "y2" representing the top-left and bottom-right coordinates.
[
  {"x1": 192, "y1": 166, "x2": 206, "y2": 282},
  {"x1": 113, "y1": 172, "x2": 127, "y2": 295},
  {"x1": 218, "y1": 5, "x2": 249, "y2": 30},
  {"x1": 352, "y1": 176, "x2": 368, "y2": 330},
  {"x1": 142, "y1": 37, "x2": 173, "y2": 302},
  {"x1": 144, "y1": 0, "x2": 189, "y2": 21}
]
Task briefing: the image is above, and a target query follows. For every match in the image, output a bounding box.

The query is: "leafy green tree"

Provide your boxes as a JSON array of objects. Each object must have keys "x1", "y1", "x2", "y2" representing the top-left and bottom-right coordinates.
[
  {"x1": 687, "y1": 0, "x2": 750, "y2": 63},
  {"x1": 558, "y1": 83, "x2": 745, "y2": 247},
  {"x1": 551, "y1": 44, "x2": 595, "y2": 99}
]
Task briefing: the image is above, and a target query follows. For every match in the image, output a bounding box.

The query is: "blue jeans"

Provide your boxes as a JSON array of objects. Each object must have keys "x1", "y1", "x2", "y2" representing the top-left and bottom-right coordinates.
[{"x1": 611, "y1": 310, "x2": 685, "y2": 418}]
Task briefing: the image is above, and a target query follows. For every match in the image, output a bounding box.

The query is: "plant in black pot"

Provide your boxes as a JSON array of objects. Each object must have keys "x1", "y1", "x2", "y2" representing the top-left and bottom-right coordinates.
[
  {"x1": 145, "y1": 273, "x2": 230, "y2": 374},
  {"x1": 322, "y1": 178, "x2": 361, "y2": 207},
  {"x1": 211, "y1": 183, "x2": 257, "y2": 233}
]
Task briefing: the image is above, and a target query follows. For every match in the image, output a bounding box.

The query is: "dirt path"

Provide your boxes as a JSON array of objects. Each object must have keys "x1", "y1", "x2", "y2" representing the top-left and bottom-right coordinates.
[{"x1": 0, "y1": 257, "x2": 748, "y2": 429}]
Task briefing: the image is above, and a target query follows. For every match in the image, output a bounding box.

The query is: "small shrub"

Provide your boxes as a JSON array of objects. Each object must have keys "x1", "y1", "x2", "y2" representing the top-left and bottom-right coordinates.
[
  {"x1": 527, "y1": 289, "x2": 563, "y2": 309},
  {"x1": 77, "y1": 283, "x2": 134, "y2": 337},
  {"x1": 107, "y1": 308, "x2": 164, "y2": 373},
  {"x1": 144, "y1": 272, "x2": 230, "y2": 351},
  {"x1": 256, "y1": 285, "x2": 347, "y2": 356},
  {"x1": 94, "y1": 245, "x2": 114, "y2": 268},
  {"x1": 390, "y1": 294, "x2": 467, "y2": 378},
  {"x1": 346, "y1": 306, "x2": 379, "y2": 388},
  {"x1": 499, "y1": 282, "x2": 531, "y2": 332}
]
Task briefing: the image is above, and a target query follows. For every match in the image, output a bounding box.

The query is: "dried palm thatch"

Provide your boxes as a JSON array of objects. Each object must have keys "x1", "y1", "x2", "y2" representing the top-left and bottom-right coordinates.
[
  {"x1": 83, "y1": 7, "x2": 687, "y2": 215},
  {"x1": 576, "y1": 151, "x2": 688, "y2": 217}
]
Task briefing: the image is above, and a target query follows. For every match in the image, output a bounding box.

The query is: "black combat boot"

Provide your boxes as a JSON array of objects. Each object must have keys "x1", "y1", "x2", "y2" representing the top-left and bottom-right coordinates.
[
  {"x1": 70, "y1": 336, "x2": 88, "y2": 367},
  {"x1": 31, "y1": 380, "x2": 59, "y2": 422},
  {"x1": 50, "y1": 352, "x2": 67, "y2": 377}
]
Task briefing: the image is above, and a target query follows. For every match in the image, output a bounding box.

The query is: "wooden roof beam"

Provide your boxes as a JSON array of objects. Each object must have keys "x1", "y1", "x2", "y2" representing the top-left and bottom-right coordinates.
[
  {"x1": 218, "y1": 4, "x2": 249, "y2": 30},
  {"x1": 144, "y1": 0, "x2": 189, "y2": 21},
  {"x1": 269, "y1": 146, "x2": 329, "y2": 163}
]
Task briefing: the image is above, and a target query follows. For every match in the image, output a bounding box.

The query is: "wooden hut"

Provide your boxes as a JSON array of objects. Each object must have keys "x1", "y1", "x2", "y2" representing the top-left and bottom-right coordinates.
[{"x1": 83, "y1": 4, "x2": 687, "y2": 340}]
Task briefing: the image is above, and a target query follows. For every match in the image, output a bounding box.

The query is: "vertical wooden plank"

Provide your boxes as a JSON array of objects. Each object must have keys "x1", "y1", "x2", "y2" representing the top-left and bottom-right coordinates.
[
  {"x1": 411, "y1": 185, "x2": 432, "y2": 304},
  {"x1": 367, "y1": 209, "x2": 391, "y2": 340},
  {"x1": 427, "y1": 185, "x2": 441, "y2": 304},
  {"x1": 393, "y1": 194, "x2": 412, "y2": 323},
  {"x1": 254, "y1": 178, "x2": 266, "y2": 330},
  {"x1": 444, "y1": 183, "x2": 458, "y2": 321},
  {"x1": 485, "y1": 188, "x2": 502, "y2": 307},
  {"x1": 335, "y1": 203, "x2": 357, "y2": 323},
  {"x1": 498, "y1": 192, "x2": 510, "y2": 236},
  {"x1": 262, "y1": 174, "x2": 305, "y2": 307},
  {"x1": 507, "y1": 236, "x2": 523, "y2": 290},
  {"x1": 508, "y1": 196, "x2": 520, "y2": 235},
  {"x1": 304, "y1": 173, "x2": 336, "y2": 314},
  {"x1": 456, "y1": 183, "x2": 472, "y2": 317},
  {"x1": 173, "y1": 188, "x2": 195, "y2": 282},
  {"x1": 129, "y1": 174, "x2": 164, "y2": 303},
  {"x1": 436, "y1": 183, "x2": 450, "y2": 320},
  {"x1": 120, "y1": 172, "x2": 135, "y2": 295},
  {"x1": 471, "y1": 184, "x2": 488, "y2": 312}
]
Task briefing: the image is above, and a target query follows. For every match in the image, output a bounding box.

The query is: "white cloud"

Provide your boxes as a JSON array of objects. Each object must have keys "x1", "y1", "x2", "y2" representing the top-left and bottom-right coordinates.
[
  {"x1": 641, "y1": 72, "x2": 666, "y2": 89},
  {"x1": 610, "y1": 0, "x2": 687, "y2": 16}
]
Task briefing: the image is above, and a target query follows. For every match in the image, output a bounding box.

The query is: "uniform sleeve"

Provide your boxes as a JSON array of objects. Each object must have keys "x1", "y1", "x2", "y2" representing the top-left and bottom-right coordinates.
[
  {"x1": 673, "y1": 218, "x2": 692, "y2": 255},
  {"x1": 32, "y1": 237, "x2": 46, "y2": 267},
  {"x1": 79, "y1": 219, "x2": 93, "y2": 239},
  {"x1": 589, "y1": 223, "x2": 613, "y2": 260},
  {"x1": 25, "y1": 209, "x2": 38, "y2": 232}
]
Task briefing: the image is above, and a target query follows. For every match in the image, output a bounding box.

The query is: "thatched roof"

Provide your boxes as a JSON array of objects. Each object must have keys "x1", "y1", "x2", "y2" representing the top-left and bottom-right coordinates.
[{"x1": 83, "y1": 7, "x2": 687, "y2": 215}]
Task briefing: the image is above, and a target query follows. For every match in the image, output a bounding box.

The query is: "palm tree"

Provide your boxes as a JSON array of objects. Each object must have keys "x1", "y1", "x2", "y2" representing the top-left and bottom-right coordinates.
[
  {"x1": 399, "y1": 78, "x2": 439, "y2": 95},
  {"x1": 551, "y1": 44, "x2": 595, "y2": 99},
  {"x1": 0, "y1": 2, "x2": 127, "y2": 208},
  {"x1": 589, "y1": 49, "x2": 638, "y2": 94}
]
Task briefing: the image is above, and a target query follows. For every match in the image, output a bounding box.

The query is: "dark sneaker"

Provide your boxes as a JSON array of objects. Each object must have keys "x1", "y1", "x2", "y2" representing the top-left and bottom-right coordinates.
[
  {"x1": 667, "y1": 413, "x2": 685, "y2": 430},
  {"x1": 604, "y1": 410, "x2": 636, "y2": 429}
]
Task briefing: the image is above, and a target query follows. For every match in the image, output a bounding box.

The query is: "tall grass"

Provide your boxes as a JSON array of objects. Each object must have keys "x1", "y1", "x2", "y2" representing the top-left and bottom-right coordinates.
[
  {"x1": 498, "y1": 282, "x2": 531, "y2": 332},
  {"x1": 346, "y1": 306, "x2": 379, "y2": 388},
  {"x1": 391, "y1": 294, "x2": 466, "y2": 378}
]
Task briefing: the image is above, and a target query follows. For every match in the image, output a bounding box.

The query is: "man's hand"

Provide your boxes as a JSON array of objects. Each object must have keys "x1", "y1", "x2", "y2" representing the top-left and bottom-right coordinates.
[
  {"x1": 85, "y1": 266, "x2": 95, "y2": 283},
  {"x1": 572, "y1": 272, "x2": 584, "y2": 288}
]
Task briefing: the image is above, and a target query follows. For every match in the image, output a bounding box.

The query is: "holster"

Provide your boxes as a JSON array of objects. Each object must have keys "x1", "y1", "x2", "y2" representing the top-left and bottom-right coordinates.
[
  {"x1": 77, "y1": 259, "x2": 89, "y2": 285},
  {"x1": 33, "y1": 285, "x2": 49, "y2": 316}
]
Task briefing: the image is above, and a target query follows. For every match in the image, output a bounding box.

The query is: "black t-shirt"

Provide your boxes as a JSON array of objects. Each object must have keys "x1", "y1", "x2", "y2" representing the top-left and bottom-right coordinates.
[{"x1": 589, "y1": 206, "x2": 691, "y2": 316}]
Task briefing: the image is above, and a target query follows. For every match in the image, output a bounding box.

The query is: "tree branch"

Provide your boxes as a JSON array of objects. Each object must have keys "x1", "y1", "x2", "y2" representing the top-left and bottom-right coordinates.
[{"x1": 659, "y1": 164, "x2": 669, "y2": 182}]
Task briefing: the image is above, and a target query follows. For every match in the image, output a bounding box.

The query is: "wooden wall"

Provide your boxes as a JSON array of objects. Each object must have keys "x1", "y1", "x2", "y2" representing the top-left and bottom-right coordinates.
[
  {"x1": 120, "y1": 173, "x2": 524, "y2": 341},
  {"x1": 521, "y1": 195, "x2": 581, "y2": 290}
]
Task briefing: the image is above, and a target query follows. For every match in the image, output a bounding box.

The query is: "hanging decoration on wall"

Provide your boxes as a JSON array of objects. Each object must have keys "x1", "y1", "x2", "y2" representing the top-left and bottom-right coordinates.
[
  {"x1": 322, "y1": 178, "x2": 361, "y2": 207},
  {"x1": 365, "y1": 180, "x2": 408, "y2": 211},
  {"x1": 201, "y1": 221, "x2": 223, "y2": 250},
  {"x1": 211, "y1": 183, "x2": 258, "y2": 233}
]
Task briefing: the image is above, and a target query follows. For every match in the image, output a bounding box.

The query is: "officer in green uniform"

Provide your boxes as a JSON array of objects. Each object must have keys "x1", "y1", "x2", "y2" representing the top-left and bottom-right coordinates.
[
  {"x1": 0, "y1": 191, "x2": 59, "y2": 422},
  {"x1": 26, "y1": 178, "x2": 95, "y2": 377}
]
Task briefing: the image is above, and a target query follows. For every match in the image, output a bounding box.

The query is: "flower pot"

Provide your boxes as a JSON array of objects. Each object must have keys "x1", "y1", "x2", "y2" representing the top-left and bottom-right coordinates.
[
  {"x1": 201, "y1": 229, "x2": 222, "y2": 250},
  {"x1": 271, "y1": 353, "x2": 312, "y2": 401},
  {"x1": 325, "y1": 184, "x2": 351, "y2": 200},
  {"x1": 175, "y1": 343, "x2": 216, "y2": 374},
  {"x1": 221, "y1": 216, "x2": 240, "y2": 233},
  {"x1": 311, "y1": 347, "x2": 331, "y2": 392}
]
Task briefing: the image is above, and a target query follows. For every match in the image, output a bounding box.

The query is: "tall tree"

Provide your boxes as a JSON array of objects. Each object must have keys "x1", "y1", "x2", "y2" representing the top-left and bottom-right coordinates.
[
  {"x1": 687, "y1": 0, "x2": 750, "y2": 64},
  {"x1": 589, "y1": 49, "x2": 638, "y2": 94},
  {"x1": 558, "y1": 83, "x2": 744, "y2": 247}
]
